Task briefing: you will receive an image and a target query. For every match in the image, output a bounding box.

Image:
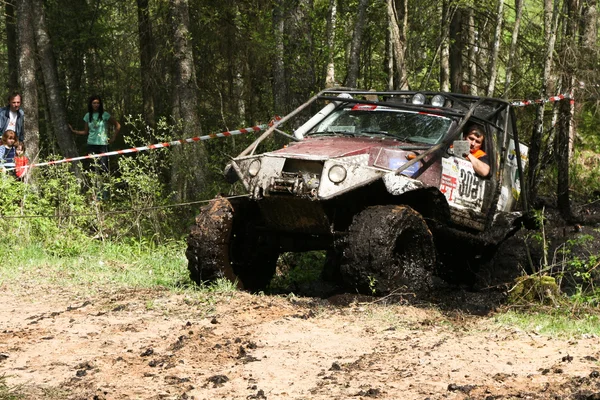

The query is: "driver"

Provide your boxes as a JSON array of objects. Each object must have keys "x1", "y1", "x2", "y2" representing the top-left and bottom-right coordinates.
[{"x1": 463, "y1": 126, "x2": 490, "y2": 177}]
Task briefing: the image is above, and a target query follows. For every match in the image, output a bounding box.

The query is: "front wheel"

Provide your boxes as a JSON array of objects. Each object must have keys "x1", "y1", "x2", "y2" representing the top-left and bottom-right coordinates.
[
  {"x1": 340, "y1": 205, "x2": 436, "y2": 295},
  {"x1": 186, "y1": 196, "x2": 279, "y2": 292}
]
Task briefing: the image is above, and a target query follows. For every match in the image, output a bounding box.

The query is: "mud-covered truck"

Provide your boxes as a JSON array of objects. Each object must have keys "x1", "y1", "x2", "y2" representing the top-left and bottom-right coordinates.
[{"x1": 186, "y1": 89, "x2": 529, "y2": 294}]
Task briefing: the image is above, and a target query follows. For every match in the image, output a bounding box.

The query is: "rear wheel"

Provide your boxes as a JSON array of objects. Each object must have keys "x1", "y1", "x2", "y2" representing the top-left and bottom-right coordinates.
[{"x1": 340, "y1": 205, "x2": 436, "y2": 295}]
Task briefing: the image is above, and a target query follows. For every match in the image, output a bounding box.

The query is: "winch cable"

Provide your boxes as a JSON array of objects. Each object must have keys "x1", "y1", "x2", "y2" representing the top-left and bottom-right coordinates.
[{"x1": 0, "y1": 194, "x2": 250, "y2": 220}]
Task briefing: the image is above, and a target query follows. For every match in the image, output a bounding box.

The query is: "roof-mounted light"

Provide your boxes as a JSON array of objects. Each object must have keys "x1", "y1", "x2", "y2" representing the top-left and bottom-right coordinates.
[
  {"x1": 431, "y1": 95, "x2": 445, "y2": 107},
  {"x1": 411, "y1": 93, "x2": 426, "y2": 105}
]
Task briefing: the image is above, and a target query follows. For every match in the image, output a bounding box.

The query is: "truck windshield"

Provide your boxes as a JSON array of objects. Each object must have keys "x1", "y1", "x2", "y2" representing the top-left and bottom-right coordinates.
[{"x1": 309, "y1": 107, "x2": 452, "y2": 144}]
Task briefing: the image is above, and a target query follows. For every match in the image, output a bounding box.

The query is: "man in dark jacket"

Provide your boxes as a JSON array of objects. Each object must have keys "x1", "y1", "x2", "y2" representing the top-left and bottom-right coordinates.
[{"x1": 0, "y1": 92, "x2": 24, "y2": 142}]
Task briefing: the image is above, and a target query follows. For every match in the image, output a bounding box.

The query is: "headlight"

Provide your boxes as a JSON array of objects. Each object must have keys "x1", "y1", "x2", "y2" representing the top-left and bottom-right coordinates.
[
  {"x1": 431, "y1": 94, "x2": 445, "y2": 107},
  {"x1": 248, "y1": 159, "x2": 261, "y2": 177},
  {"x1": 328, "y1": 165, "x2": 347, "y2": 183},
  {"x1": 411, "y1": 93, "x2": 426, "y2": 105}
]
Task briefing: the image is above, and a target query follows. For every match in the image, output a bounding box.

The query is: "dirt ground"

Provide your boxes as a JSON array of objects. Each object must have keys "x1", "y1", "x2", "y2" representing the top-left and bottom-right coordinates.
[{"x1": 1, "y1": 282, "x2": 600, "y2": 400}]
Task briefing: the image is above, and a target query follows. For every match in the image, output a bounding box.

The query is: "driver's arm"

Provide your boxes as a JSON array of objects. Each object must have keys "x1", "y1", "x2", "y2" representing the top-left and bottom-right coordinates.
[{"x1": 466, "y1": 153, "x2": 490, "y2": 177}]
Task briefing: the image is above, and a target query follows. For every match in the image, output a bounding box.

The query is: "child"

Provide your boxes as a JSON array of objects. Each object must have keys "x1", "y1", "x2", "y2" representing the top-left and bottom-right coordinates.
[
  {"x1": 0, "y1": 129, "x2": 17, "y2": 166},
  {"x1": 14, "y1": 141, "x2": 29, "y2": 180}
]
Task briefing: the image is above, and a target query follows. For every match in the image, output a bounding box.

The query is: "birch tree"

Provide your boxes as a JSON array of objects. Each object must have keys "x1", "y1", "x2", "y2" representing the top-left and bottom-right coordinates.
[
  {"x1": 272, "y1": 0, "x2": 286, "y2": 110},
  {"x1": 325, "y1": 0, "x2": 338, "y2": 87},
  {"x1": 387, "y1": 0, "x2": 409, "y2": 90},
  {"x1": 503, "y1": 0, "x2": 524, "y2": 98},
  {"x1": 486, "y1": 0, "x2": 504, "y2": 96},
  {"x1": 440, "y1": 1, "x2": 451, "y2": 91},
  {"x1": 467, "y1": 8, "x2": 478, "y2": 95}
]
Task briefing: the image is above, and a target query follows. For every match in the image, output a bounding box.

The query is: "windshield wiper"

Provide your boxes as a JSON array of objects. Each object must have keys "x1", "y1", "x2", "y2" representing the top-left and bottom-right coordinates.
[
  {"x1": 360, "y1": 130, "x2": 397, "y2": 138},
  {"x1": 310, "y1": 130, "x2": 356, "y2": 137}
]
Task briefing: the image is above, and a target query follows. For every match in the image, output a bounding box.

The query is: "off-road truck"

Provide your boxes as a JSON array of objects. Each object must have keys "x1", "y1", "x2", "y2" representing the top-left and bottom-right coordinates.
[{"x1": 186, "y1": 89, "x2": 529, "y2": 294}]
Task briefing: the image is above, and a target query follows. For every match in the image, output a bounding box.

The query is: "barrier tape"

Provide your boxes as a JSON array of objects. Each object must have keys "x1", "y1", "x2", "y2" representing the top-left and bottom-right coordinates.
[
  {"x1": 511, "y1": 94, "x2": 571, "y2": 107},
  {"x1": 5, "y1": 123, "x2": 271, "y2": 172}
]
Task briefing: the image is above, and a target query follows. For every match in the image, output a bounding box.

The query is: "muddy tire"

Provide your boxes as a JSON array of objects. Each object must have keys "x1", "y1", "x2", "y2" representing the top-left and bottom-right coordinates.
[
  {"x1": 340, "y1": 205, "x2": 435, "y2": 295},
  {"x1": 186, "y1": 196, "x2": 279, "y2": 292},
  {"x1": 186, "y1": 197, "x2": 237, "y2": 285}
]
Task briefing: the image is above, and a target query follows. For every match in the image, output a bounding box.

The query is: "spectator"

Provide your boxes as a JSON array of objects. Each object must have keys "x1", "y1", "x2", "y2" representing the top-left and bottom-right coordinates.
[
  {"x1": 0, "y1": 92, "x2": 24, "y2": 142},
  {"x1": 14, "y1": 141, "x2": 29, "y2": 180},
  {"x1": 0, "y1": 130, "x2": 17, "y2": 167},
  {"x1": 69, "y1": 95, "x2": 120, "y2": 173}
]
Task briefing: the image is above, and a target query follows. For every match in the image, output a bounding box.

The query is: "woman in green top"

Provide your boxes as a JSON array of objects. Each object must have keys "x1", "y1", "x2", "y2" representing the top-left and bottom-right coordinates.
[{"x1": 70, "y1": 95, "x2": 120, "y2": 172}]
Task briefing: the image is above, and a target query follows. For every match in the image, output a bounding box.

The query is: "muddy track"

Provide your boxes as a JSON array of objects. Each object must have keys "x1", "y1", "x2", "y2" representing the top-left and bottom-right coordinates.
[{"x1": 1, "y1": 285, "x2": 599, "y2": 400}]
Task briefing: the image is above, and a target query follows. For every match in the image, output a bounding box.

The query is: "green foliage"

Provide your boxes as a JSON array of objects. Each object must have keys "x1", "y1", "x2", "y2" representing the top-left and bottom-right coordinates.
[
  {"x1": 270, "y1": 251, "x2": 326, "y2": 292},
  {"x1": 206, "y1": 277, "x2": 239, "y2": 294},
  {"x1": 569, "y1": 150, "x2": 600, "y2": 201},
  {"x1": 368, "y1": 275, "x2": 378, "y2": 296},
  {"x1": 496, "y1": 308, "x2": 600, "y2": 337},
  {"x1": 0, "y1": 375, "x2": 24, "y2": 400},
  {"x1": 0, "y1": 239, "x2": 189, "y2": 290},
  {"x1": 508, "y1": 275, "x2": 562, "y2": 305},
  {"x1": 516, "y1": 207, "x2": 600, "y2": 307}
]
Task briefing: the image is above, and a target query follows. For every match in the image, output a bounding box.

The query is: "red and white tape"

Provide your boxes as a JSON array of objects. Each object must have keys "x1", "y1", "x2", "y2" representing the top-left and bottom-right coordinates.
[
  {"x1": 511, "y1": 94, "x2": 571, "y2": 107},
  {"x1": 5, "y1": 123, "x2": 269, "y2": 171}
]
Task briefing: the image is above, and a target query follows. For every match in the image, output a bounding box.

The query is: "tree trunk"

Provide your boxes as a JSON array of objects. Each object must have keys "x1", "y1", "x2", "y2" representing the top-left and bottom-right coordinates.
[
  {"x1": 486, "y1": 0, "x2": 504, "y2": 97},
  {"x1": 137, "y1": 0, "x2": 155, "y2": 127},
  {"x1": 503, "y1": 0, "x2": 523, "y2": 99},
  {"x1": 387, "y1": 0, "x2": 409, "y2": 90},
  {"x1": 325, "y1": 0, "x2": 337, "y2": 81},
  {"x1": 449, "y1": 7, "x2": 463, "y2": 93},
  {"x1": 556, "y1": 86, "x2": 575, "y2": 221},
  {"x1": 439, "y1": 1, "x2": 451, "y2": 92},
  {"x1": 16, "y1": 0, "x2": 39, "y2": 161},
  {"x1": 386, "y1": 28, "x2": 394, "y2": 90},
  {"x1": 31, "y1": 0, "x2": 79, "y2": 158},
  {"x1": 169, "y1": 0, "x2": 208, "y2": 202},
  {"x1": 5, "y1": 0, "x2": 18, "y2": 91},
  {"x1": 272, "y1": 0, "x2": 286, "y2": 111},
  {"x1": 345, "y1": 0, "x2": 368, "y2": 88},
  {"x1": 467, "y1": 8, "x2": 477, "y2": 95},
  {"x1": 527, "y1": 0, "x2": 559, "y2": 205},
  {"x1": 556, "y1": 0, "x2": 579, "y2": 221},
  {"x1": 581, "y1": 0, "x2": 597, "y2": 60}
]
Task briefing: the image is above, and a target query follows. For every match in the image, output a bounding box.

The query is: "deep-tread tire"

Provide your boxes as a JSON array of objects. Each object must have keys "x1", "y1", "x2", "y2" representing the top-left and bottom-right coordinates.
[
  {"x1": 186, "y1": 196, "x2": 279, "y2": 292},
  {"x1": 340, "y1": 205, "x2": 435, "y2": 295}
]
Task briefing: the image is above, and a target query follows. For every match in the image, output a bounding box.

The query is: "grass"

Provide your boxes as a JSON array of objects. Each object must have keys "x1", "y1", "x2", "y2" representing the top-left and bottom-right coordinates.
[
  {"x1": 0, "y1": 238, "x2": 240, "y2": 299},
  {"x1": 0, "y1": 240, "x2": 190, "y2": 291},
  {"x1": 0, "y1": 375, "x2": 23, "y2": 400},
  {"x1": 495, "y1": 308, "x2": 600, "y2": 337},
  {"x1": 3, "y1": 237, "x2": 600, "y2": 340}
]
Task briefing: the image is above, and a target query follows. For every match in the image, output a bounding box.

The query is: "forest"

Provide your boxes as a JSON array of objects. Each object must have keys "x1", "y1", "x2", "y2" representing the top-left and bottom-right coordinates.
[{"x1": 1, "y1": 0, "x2": 600, "y2": 255}]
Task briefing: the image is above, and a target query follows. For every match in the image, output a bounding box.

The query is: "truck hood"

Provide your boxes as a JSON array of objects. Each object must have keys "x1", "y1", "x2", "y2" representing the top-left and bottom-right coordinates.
[{"x1": 269, "y1": 136, "x2": 402, "y2": 159}]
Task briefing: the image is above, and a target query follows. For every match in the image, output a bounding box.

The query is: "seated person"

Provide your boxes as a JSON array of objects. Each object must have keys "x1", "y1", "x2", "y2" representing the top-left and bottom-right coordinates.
[{"x1": 463, "y1": 126, "x2": 490, "y2": 177}]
